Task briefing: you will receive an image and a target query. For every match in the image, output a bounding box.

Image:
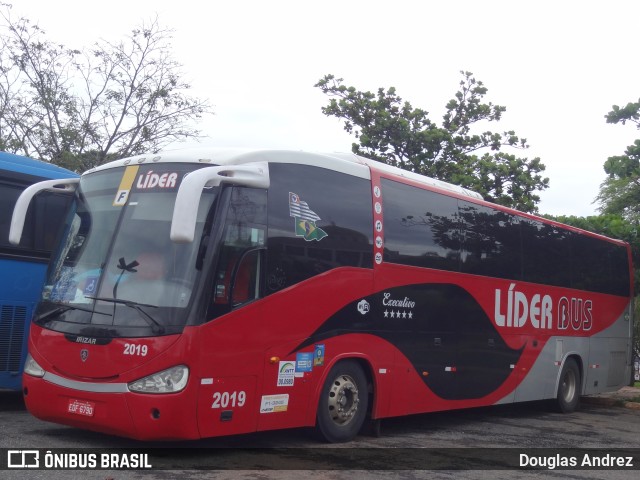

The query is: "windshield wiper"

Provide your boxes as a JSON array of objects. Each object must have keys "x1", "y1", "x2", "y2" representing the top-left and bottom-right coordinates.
[
  {"x1": 37, "y1": 303, "x2": 112, "y2": 324},
  {"x1": 84, "y1": 296, "x2": 165, "y2": 334}
]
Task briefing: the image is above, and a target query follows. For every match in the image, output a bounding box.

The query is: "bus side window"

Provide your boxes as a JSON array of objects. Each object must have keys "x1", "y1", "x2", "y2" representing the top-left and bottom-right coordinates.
[
  {"x1": 32, "y1": 191, "x2": 74, "y2": 252},
  {"x1": 231, "y1": 249, "x2": 263, "y2": 306},
  {"x1": 213, "y1": 232, "x2": 265, "y2": 306},
  {"x1": 209, "y1": 187, "x2": 267, "y2": 316}
]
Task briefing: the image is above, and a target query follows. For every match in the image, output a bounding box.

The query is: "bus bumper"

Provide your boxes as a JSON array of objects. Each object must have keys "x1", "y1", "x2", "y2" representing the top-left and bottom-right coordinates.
[{"x1": 22, "y1": 374, "x2": 200, "y2": 440}]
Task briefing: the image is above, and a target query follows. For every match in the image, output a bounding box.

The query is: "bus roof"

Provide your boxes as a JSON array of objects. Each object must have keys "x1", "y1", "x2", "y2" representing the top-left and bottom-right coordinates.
[
  {"x1": 0, "y1": 151, "x2": 77, "y2": 179},
  {"x1": 86, "y1": 148, "x2": 484, "y2": 200},
  {"x1": 88, "y1": 148, "x2": 630, "y2": 247}
]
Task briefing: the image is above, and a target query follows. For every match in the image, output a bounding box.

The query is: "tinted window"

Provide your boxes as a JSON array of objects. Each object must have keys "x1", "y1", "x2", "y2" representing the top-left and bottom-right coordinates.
[
  {"x1": 0, "y1": 181, "x2": 24, "y2": 250},
  {"x1": 0, "y1": 181, "x2": 72, "y2": 255},
  {"x1": 608, "y1": 244, "x2": 631, "y2": 296},
  {"x1": 521, "y1": 220, "x2": 572, "y2": 289},
  {"x1": 459, "y1": 201, "x2": 522, "y2": 279},
  {"x1": 571, "y1": 233, "x2": 630, "y2": 296},
  {"x1": 267, "y1": 163, "x2": 373, "y2": 293},
  {"x1": 381, "y1": 179, "x2": 629, "y2": 297},
  {"x1": 29, "y1": 192, "x2": 73, "y2": 252},
  {"x1": 382, "y1": 179, "x2": 460, "y2": 271}
]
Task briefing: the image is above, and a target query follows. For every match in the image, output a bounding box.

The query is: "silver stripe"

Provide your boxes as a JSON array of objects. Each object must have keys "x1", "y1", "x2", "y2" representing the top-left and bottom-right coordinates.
[{"x1": 43, "y1": 371, "x2": 129, "y2": 393}]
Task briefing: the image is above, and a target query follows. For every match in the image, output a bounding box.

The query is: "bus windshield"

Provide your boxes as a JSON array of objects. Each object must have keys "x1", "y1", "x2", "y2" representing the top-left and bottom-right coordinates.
[{"x1": 36, "y1": 164, "x2": 216, "y2": 337}]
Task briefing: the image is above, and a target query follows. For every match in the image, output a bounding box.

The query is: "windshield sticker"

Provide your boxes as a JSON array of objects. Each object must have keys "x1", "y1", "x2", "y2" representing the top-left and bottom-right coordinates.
[
  {"x1": 295, "y1": 352, "x2": 313, "y2": 376},
  {"x1": 135, "y1": 170, "x2": 179, "y2": 190},
  {"x1": 82, "y1": 276, "x2": 99, "y2": 296},
  {"x1": 277, "y1": 361, "x2": 295, "y2": 387},
  {"x1": 313, "y1": 344, "x2": 325, "y2": 366},
  {"x1": 289, "y1": 192, "x2": 327, "y2": 242},
  {"x1": 113, "y1": 165, "x2": 140, "y2": 206}
]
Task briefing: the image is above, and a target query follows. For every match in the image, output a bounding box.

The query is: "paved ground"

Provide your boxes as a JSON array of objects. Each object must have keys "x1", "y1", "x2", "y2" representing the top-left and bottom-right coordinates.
[{"x1": 1, "y1": 385, "x2": 639, "y2": 479}]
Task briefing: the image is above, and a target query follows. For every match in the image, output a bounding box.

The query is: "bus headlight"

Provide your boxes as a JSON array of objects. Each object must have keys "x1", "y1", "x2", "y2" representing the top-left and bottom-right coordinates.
[
  {"x1": 128, "y1": 365, "x2": 189, "y2": 394},
  {"x1": 24, "y1": 353, "x2": 45, "y2": 378}
]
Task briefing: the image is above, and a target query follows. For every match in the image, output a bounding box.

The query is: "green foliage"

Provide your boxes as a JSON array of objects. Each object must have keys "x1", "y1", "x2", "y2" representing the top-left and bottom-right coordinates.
[
  {"x1": 606, "y1": 99, "x2": 640, "y2": 127},
  {"x1": 315, "y1": 71, "x2": 549, "y2": 213},
  {"x1": 597, "y1": 98, "x2": 640, "y2": 224},
  {"x1": 0, "y1": 3, "x2": 212, "y2": 170},
  {"x1": 598, "y1": 98, "x2": 640, "y2": 363}
]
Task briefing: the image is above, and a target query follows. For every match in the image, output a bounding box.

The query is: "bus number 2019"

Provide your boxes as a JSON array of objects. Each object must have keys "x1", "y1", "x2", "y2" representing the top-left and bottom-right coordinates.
[
  {"x1": 123, "y1": 344, "x2": 148, "y2": 356},
  {"x1": 211, "y1": 391, "x2": 246, "y2": 409}
]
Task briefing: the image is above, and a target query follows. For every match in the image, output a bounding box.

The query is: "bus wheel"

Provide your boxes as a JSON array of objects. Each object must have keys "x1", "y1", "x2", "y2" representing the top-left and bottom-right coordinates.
[
  {"x1": 556, "y1": 357, "x2": 581, "y2": 413},
  {"x1": 316, "y1": 360, "x2": 369, "y2": 443}
]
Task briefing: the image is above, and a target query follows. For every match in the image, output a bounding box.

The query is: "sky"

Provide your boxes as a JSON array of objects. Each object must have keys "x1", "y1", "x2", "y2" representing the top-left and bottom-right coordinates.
[{"x1": 9, "y1": 0, "x2": 640, "y2": 217}]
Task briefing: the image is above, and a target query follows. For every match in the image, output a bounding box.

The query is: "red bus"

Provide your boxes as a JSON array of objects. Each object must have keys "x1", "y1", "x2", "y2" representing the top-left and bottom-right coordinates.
[{"x1": 11, "y1": 149, "x2": 634, "y2": 442}]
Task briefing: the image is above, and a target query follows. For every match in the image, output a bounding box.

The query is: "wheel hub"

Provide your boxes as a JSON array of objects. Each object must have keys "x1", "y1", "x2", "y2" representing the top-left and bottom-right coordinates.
[
  {"x1": 327, "y1": 374, "x2": 360, "y2": 425},
  {"x1": 562, "y1": 369, "x2": 576, "y2": 402}
]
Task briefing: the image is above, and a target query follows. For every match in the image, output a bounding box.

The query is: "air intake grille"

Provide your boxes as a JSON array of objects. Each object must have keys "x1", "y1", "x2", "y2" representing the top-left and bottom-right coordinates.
[
  {"x1": 607, "y1": 351, "x2": 626, "y2": 387},
  {"x1": 0, "y1": 305, "x2": 27, "y2": 373}
]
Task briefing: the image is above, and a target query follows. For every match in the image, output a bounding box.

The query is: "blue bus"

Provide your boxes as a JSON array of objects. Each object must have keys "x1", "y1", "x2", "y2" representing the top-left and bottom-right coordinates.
[{"x1": 0, "y1": 152, "x2": 78, "y2": 390}]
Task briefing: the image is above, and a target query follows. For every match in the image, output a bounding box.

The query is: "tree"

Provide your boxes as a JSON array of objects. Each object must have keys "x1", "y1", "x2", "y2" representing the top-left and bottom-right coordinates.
[
  {"x1": 0, "y1": 3, "x2": 212, "y2": 170},
  {"x1": 596, "y1": 98, "x2": 640, "y2": 225},
  {"x1": 315, "y1": 71, "x2": 548, "y2": 213},
  {"x1": 594, "y1": 99, "x2": 640, "y2": 373}
]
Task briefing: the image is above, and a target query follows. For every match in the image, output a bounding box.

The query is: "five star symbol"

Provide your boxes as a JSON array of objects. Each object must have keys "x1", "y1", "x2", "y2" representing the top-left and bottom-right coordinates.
[{"x1": 383, "y1": 310, "x2": 413, "y2": 319}]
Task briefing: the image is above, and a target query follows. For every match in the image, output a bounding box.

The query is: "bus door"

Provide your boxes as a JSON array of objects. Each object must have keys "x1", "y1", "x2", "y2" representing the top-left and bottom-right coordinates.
[
  {"x1": 197, "y1": 186, "x2": 267, "y2": 437},
  {"x1": 414, "y1": 286, "x2": 459, "y2": 403}
]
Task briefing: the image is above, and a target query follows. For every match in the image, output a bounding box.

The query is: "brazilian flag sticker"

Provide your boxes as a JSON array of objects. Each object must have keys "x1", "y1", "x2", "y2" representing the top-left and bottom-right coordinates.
[{"x1": 289, "y1": 192, "x2": 328, "y2": 242}]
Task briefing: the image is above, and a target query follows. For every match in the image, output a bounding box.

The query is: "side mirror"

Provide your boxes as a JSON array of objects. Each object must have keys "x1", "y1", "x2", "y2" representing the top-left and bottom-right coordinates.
[
  {"x1": 9, "y1": 178, "x2": 79, "y2": 245},
  {"x1": 170, "y1": 163, "x2": 269, "y2": 243}
]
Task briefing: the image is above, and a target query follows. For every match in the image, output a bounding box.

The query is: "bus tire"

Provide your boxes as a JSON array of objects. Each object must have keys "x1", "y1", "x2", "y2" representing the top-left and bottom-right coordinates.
[
  {"x1": 556, "y1": 357, "x2": 581, "y2": 413},
  {"x1": 316, "y1": 360, "x2": 369, "y2": 443}
]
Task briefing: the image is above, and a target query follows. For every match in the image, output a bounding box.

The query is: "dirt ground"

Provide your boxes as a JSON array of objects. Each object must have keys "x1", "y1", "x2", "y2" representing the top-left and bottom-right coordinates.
[{"x1": 583, "y1": 385, "x2": 640, "y2": 410}]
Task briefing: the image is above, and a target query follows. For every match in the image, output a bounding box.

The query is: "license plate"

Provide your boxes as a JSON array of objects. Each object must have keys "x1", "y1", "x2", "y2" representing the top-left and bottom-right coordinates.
[{"x1": 67, "y1": 399, "x2": 95, "y2": 417}]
